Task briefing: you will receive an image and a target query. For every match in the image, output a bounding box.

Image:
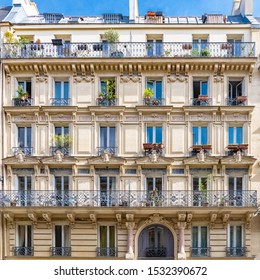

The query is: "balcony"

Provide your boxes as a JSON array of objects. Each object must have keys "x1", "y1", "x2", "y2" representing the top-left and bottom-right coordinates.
[
  {"x1": 2, "y1": 42, "x2": 255, "y2": 59},
  {"x1": 97, "y1": 247, "x2": 118, "y2": 257},
  {"x1": 50, "y1": 146, "x2": 70, "y2": 156},
  {"x1": 143, "y1": 143, "x2": 164, "y2": 156},
  {"x1": 97, "y1": 147, "x2": 117, "y2": 156},
  {"x1": 12, "y1": 98, "x2": 33, "y2": 106},
  {"x1": 191, "y1": 96, "x2": 212, "y2": 106},
  {"x1": 50, "y1": 98, "x2": 71, "y2": 106},
  {"x1": 145, "y1": 247, "x2": 167, "y2": 257},
  {"x1": 13, "y1": 247, "x2": 34, "y2": 256},
  {"x1": 226, "y1": 247, "x2": 247, "y2": 257},
  {"x1": 226, "y1": 96, "x2": 247, "y2": 106},
  {"x1": 50, "y1": 247, "x2": 71, "y2": 257},
  {"x1": 12, "y1": 147, "x2": 33, "y2": 156},
  {"x1": 96, "y1": 97, "x2": 117, "y2": 106},
  {"x1": 143, "y1": 98, "x2": 165, "y2": 106},
  {"x1": 0, "y1": 190, "x2": 256, "y2": 208},
  {"x1": 190, "y1": 247, "x2": 210, "y2": 257},
  {"x1": 191, "y1": 144, "x2": 212, "y2": 156},
  {"x1": 226, "y1": 144, "x2": 248, "y2": 156}
]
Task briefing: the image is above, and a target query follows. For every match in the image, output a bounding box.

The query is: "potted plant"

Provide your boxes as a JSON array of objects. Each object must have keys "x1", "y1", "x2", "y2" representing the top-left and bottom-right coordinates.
[
  {"x1": 102, "y1": 29, "x2": 120, "y2": 56},
  {"x1": 200, "y1": 48, "x2": 210, "y2": 57},
  {"x1": 199, "y1": 181, "x2": 208, "y2": 206},
  {"x1": 16, "y1": 85, "x2": 29, "y2": 101},
  {"x1": 52, "y1": 134, "x2": 72, "y2": 155},
  {"x1": 144, "y1": 87, "x2": 154, "y2": 101}
]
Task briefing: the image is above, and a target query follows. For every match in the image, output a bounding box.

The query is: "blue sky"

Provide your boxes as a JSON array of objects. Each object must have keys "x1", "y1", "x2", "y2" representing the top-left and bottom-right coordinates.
[{"x1": 2, "y1": 0, "x2": 260, "y2": 17}]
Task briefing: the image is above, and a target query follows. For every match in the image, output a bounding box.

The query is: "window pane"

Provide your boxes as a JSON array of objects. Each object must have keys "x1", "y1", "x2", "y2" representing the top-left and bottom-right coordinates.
[
  {"x1": 236, "y1": 127, "x2": 243, "y2": 144},
  {"x1": 155, "y1": 178, "x2": 162, "y2": 191},
  {"x1": 192, "y1": 226, "x2": 198, "y2": 247},
  {"x1": 100, "y1": 226, "x2": 107, "y2": 247},
  {"x1": 109, "y1": 127, "x2": 116, "y2": 147},
  {"x1": 201, "y1": 226, "x2": 207, "y2": 247},
  {"x1": 147, "y1": 127, "x2": 153, "y2": 143},
  {"x1": 201, "y1": 81, "x2": 208, "y2": 96},
  {"x1": 193, "y1": 81, "x2": 200, "y2": 98},
  {"x1": 109, "y1": 226, "x2": 115, "y2": 248},
  {"x1": 55, "y1": 127, "x2": 62, "y2": 136},
  {"x1": 18, "y1": 225, "x2": 25, "y2": 247},
  {"x1": 27, "y1": 225, "x2": 32, "y2": 247},
  {"x1": 228, "y1": 127, "x2": 234, "y2": 144},
  {"x1": 201, "y1": 127, "x2": 207, "y2": 144},
  {"x1": 26, "y1": 127, "x2": 31, "y2": 147},
  {"x1": 55, "y1": 225, "x2": 62, "y2": 247},
  {"x1": 100, "y1": 176, "x2": 108, "y2": 192},
  {"x1": 230, "y1": 226, "x2": 234, "y2": 247},
  {"x1": 236, "y1": 178, "x2": 243, "y2": 192},
  {"x1": 146, "y1": 178, "x2": 154, "y2": 192},
  {"x1": 64, "y1": 127, "x2": 69, "y2": 135},
  {"x1": 236, "y1": 226, "x2": 242, "y2": 247},
  {"x1": 192, "y1": 127, "x2": 198, "y2": 145},
  {"x1": 55, "y1": 82, "x2": 61, "y2": 99},
  {"x1": 155, "y1": 81, "x2": 162, "y2": 99},
  {"x1": 100, "y1": 127, "x2": 107, "y2": 147},
  {"x1": 64, "y1": 82, "x2": 69, "y2": 98},
  {"x1": 193, "y1": 178, "x2": 199, "y2": 191},
  {"x1": 18, "y1": 127, "x2": 25, "y2": 147},
  {"x1": 155, "y1": 127, "x2": 162, "y2": 143}
]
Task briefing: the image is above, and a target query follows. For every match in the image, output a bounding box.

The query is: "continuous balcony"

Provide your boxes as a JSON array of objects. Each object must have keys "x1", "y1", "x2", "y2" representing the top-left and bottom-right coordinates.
[
  {"x1": 2, "y1": 42, "x2": 255, "y2": 59},
  {"x1": 0, "y1": 190, "x2": 256, "y2": 208}
]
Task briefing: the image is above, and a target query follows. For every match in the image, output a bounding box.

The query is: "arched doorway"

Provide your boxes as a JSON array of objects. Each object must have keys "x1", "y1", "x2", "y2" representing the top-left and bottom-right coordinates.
[{"x1": 138, "y1": 224, "x2": 174, "y2": 259}]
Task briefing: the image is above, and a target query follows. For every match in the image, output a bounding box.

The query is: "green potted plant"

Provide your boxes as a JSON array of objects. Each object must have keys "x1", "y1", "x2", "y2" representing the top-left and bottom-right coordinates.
[
  {"x1": 102, "y1": 29, "x2": 121, "y2": 57},
  {"x1": 53, "y1": 134, "x2": 72, "y2": 149},
  {"x1": 144, "y1": 87, "x2": 154, "y2": 104},
  {"x1": 200, "y1": 48, "x2": 210, "y2": 57},
  {"x1": 16, "y1": 85, "x2": 29, "y2": 101}
]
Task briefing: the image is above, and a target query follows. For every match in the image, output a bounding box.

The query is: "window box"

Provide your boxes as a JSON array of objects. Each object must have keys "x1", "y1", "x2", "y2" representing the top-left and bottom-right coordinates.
[
  {"x1": 143, "y1": 143, "x2": 154, "y2": 150},
  {"x1": 182, "y1": 43, "x2": 192, "y2": 50},
  {"x1": 198, "y1": 95, "x2": 209, "y2": 101},
  {"x1": 236, "y1": 96, "x2": 247, "y2": 102}
]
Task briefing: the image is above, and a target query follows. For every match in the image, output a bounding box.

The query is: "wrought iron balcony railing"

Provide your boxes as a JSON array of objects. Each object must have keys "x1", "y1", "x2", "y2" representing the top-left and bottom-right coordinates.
[
  {"x1": 13, "y1": 247, "x2": 34, "y2": 256},
  {"x1": 145, "y1": 247, "x2": 167, "y2": 257},
  {"x1": 97, "y1": 147, "x2": 117, "y2": 156},
  {"x1": 190, "y1": 247, "x2": 210, "y2": 257},
  {"x1": 143, "y1": 143, "x2": 164, "y2": 156},
  {"x1": 226, "y1": 97, "x2": 247, "y2": 106},
  {"x1": 191, "y1": 97, "x2": 212, "y2": 106},
  {"x1": 12, "y1": 147, "x2": 33, "y2": 156},
  {"x1": 97, "y1": 247, "x2": 118, "y2": 257},
  {"x1": 226, "y1": 247, "x2": 247, "y2": 257},
  {"x1": 12, "y1": 98, "x2": 33, "y2": 106},
  {"x1": 50, "y1": 247, "x2": 71, "y2": 257},
  {"x1": 50, "y1": 146, "x2": 70, "y2": 156},
  {"x1": 0, "y1": 190, "x2": 257, "y2": 208},
  {"x1": 2, "y1": 42, "x2": 255, "y2": 59},
  {"x1": 50, "y1": 98, "x2": 71, "y2": 106},
  {"x1": 143, "y1": 98, "x2": 165, "y2": 106},
  {"x1": 96, "y1": 97, "x2": 118, "y2": 106}
]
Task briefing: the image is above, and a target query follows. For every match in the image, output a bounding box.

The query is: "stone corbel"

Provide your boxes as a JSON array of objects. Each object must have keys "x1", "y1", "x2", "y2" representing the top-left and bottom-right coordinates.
[
  {"x1": 126, "y1": 213, "x2": 134, "y2": 222},
  {"x1": 4, "y1": 212, "x2": 14, "y2": 228},
  {"x1": 116, "y1": 213, "x2": 122, "y2": 228},
  {"x1": 67, "y1": 213, "x2": 75, "y2": 228},
  {"x1": 222, "y1": 212, "x2": 230, "y2": 228},
  {"x1": 186, "y1": 212, "x2": 193, "y2": 229},
  {"x1": 4, "y1": 65, "x2": 11, "y2": 84},
  {"x1": 28, "y1": 212, "x2": 38, "y2": 228},
  {"x1": 89, "y1": 213, "x2": 97, "y2": 229},
  {"x1": 42, "y1": 212, "x2": 52, "y2": 228},
  {"x1": 210, "y1": 212, "x2": 218, "y2": 229},
  {"x1": 245, "y1": 212, "x2": 254, "y2": 229},
  {"x1": 178, "y1": 212, "x2": 186, "y2": 222}
]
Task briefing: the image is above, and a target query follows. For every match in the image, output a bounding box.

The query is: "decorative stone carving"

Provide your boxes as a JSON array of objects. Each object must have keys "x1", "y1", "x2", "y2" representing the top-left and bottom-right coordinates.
[
  {"x1": 126, "y1": 214, "x2": 134, "y2": 222},
  {"x1": 16, "y1": 151, "x2": 25, "y2": 163},
  {"x1": 28, "y1": 212, "x2": 38, "y2": 228},
  {"x1": 67, "y1": 213, "x2": 75, "y2": 228},
  {"x1": 4, "y1": 212, "x2": 14, "y2": 228},
  {"x1": 167, "y1": 74, "x2": 187, "y2": 83},
  {"x1": 246, "y1": 212, "x2": 254, "y2": 229},
  {"x1": 42, "y1": 213, "x2": 52, "y2": 228},
  {"x1": 222, "y1": 213, "x2": 230, "y2": 228},
  {"x1": 89, "y1": 213, "x2": 97, "y2": 228},
  {"x1": 101, "y1": 150, "x2": 111, "y2": 163},
  {"x1": 54, "y1": 150, "x2": 64, "y2": 163},
  {"x1": 213, "y1": 75, "x2": 224, "y2": 83},
  {"x1": 234, "y1": 151, "x2": 242, "y2": 162},
  {"x1": 210, "y1": 212, "x2": 218, "y2": 229},
  {"x1": 73, "y1": 75, "x2": 94, "y2": 83},
  {"x1": 197, "y1": 149, "x2": 206, "y2": 162},
  {"x1": 36, "y1": 75, "x2": 48, "y2": 83},
  {"x1": 120, "y1": 74, "x2": 141, "y2": 83},
  {"x1": 149, "y1": 150, "x2": 158, "y2": 163}
]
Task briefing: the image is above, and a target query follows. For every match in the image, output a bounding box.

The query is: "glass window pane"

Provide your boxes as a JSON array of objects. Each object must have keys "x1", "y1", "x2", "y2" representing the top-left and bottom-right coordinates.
[
  {"x1": 26, "y1": 127, "x2": 31, "y2": 147},
  {"x1": 55, "y1": 82, "x2": 61, "y2": 99},
  {"x1": 228, "y1": 127, "x2": 234, "y2": 144},
  {"x1": 192, "y1": 226, "x2": 198, "y2": 247},
  {"x1": 147, "y1": 127, "x2": 153, "y2": 143},
  {"x1": 193, "y1": 81, "x2": 200, "y2": 98},
  {"x1": 18, "y1": 225, "x2": 26, "y2": 247},
  {"x1": 55, "y1": 225, "x2": 62, "y2": 247},
  {"x1": 18, "y1": 127, "x2": 25, "y2": 147},
  {"x1": 146, "y1": 178, "x2": 154, "y2": 192},
  {"x1": 192, "y1": 127, "x2": 198, "y2": 145},
  {"x1": 201, "y1": 127, "x2": 207, "y2": 144},
  {"x1": 27, "y1": 225, "x2": 32, "y2": 247},
  {"x1": 109, "y1": 226, "x2": 115, "y2": 248},
  {"x1": 155, "y1": 81, "x2": 162, "y2": 99},
  {"x1": 64, "y1": 82, "x2": 69, "y2": 98},
  {"x1": 100, "y1": 226, "x2": 107, "y2": 247},
  {"x1": 64, "y1": 127, "x2": 69, "y2": 135},
  {"x1": 100, "y1": 127, "x2": 107, "y2": 147},
  {"x1": 55, "y1": 127, "x2": 62, "y2": 136},
  {"x1": 236, "y1": 127, "x2": 243, "y2": 144},
  {"x1": 201, "y1": 226, "x2": 207, "y2": 247},
  {"x1": 236, "y1": 178, "x2": 243, "y2": 192},
  {"x1": 236, "y1": 226, "x2": 242, "y2": 247},
  {"x1": 155, "y1": 178, "x2": 162, "y2": 191},
  {"x1": 230, "y1": 226, "x2": 234, "y2": 247},
  {"x1": 193, "y1": 178, "x2": 199, "y2": 191},
  {"x1": 109, "y1": 127, "x2": 116, "y2": 147},
  {"x1": 201, "y1": 81, "x2": 208, "y2": 96},
  {"x1": 100, "y1": 176, "x2": 108, "y2": 192},
  {"x1": 155, "y1": 127, "x2": 162, "y2": 143}
]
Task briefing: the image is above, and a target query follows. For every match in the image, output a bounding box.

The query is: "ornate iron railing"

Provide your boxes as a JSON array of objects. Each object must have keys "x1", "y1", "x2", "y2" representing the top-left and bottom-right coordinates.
[
  {"x1": 226, "y1": 247, "x2": 247, "y2": 257},
  {"x1": 97, "y1": 247, "x2": 118, "y2": 257},
  {"x1": 50, "y1": 247, "x2": 71, "y2": 257},
  {"x1": 191, "y1": 97, "x2": 212, "y2": 106},
  {"x1": 97, "y1": 147, "x2": 117, "y2": 156},
  {"x1": 50, "y1": 146, "x2": 70, "y2": 156},
  {"x1": 190, "y1": 247, "x2": 210, "y2": 257},
  {"x1": 96, "y1": 97, "x2": 118, "y2": 106},
  {"x1": 0, "y1": 190, "x2": 257, "y2": 208},
  {"x1": 13, "y1": 247, "x2": 34, "y2": 256},
  {"x1": 143, "y1": 98, "x2": 165, "y2": 106},
  {"x1": 2, "y1": 42, "x2": 255, "y2": 59},
  {"x1": 12, "y1": 147, "x2": 33, "y2": 156},
  {"x1": 12, "y1": 98, "x2": 33, "y2": 106},
  {"x1": 50, "y1": 98, "x2": 71, "y2": 106},
  {"x1": 145, "y1": 247, "x2": 167, "y2": 257},
  {"x1": 226, "y1": 97, "x2": 247, "y2": 106}
]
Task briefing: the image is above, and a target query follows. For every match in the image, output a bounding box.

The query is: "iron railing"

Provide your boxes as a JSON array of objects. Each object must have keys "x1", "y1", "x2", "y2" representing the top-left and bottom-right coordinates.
[
  {"x1": 1, "y1": 42, "x2": 255, "y2": 59},
  {"x1": 96, "y1": 97, "x2": 118, "y2": 106},
  {"x1": 143, "y1": 98, "x2": 165, "y2": 106},
  {"x1": 50, "y1": 247, "x2": 71, "y2": 257},
  {"x1": 12, "y1": 147, "x2": 33, "y2": 156},
  {"x1": 226, "y1": 97, "x2": 247, "y2": 106},
  {"x1": 13, "y1": 247, "x2": 34, "y2": 256},
  {"x1": 97, "y1": 147, "x2": 117, "y2": 156},
  {"x1": 0, "y1": 190, "x2": 257, "y2": 208},
  {"x1": 191, "y1": 97, "x2": 212, "y2": 106},
  {"x1": 12, "y1": 98, "x2": 33, "y2": 106},
  {"x1": 226, "y1": 247, "x2": 247, "y2": 257},
  {"x1": 97, "y1": 247, "x2": 118, "y2": 257},
  {"x1": 190, "y1": 247, "x2": 210, "y2": 257},
  {"x1": 145, "y1": 247, "x2": 167, "y2": 257},
  {"x1": 50, "y1": 146, "x2": 70, "y2": 156},
  {"x1": 50, "y1": 98, "x2": 71, "y2": 106}
]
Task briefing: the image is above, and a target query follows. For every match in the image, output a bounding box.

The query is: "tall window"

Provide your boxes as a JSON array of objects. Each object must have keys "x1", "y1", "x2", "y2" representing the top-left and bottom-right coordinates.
[
  {"x1": 18, "y1": 176, "x2": 32, "y2": 206},
  {"x1": 192, "y1": 39, "x2": 208, "y2": 53},
  {"x1": 229, "y1": 80, "x2": 244, "y2": 98},
  {"x1": 18, "y1": 80, "x2": 32, "y2": 98},
  {"x1": 15, "y1": 225, "x2": 33, "y2": 256},
  {"x1": 98, "y1": 225, "x2": 116, "y2": 257},
  {"x1": 227, "y1": 39, "x2": 242, "y2": 57},
  {"x1": 55, "y1": 176, "x2": 69, "y2": 206},
  {"x1": 192, "y1": 126, "x2": 208, "y2": 145},
  {"x1": 228, "y1": 127, "x2": 243, "y2": 144},
  {"x1": 53, "y1": 81, "x2": 69, "y2": 105},
  {"x1": 191, "y1": 226, "x2": 208, "y2": 256},
  {"x1": 16, "y1": 127, "x2": 32, "y2": 156},
  {"x1": 146, "y1": 126, "x2": 162, "y2": 144},
  {"x1": 99, "y1": 176, "x2": 116, "y2": 206},
  {"x1": 99, "y1": 126, "x2": 116, "y2": 154},
  {"x1": 193, "y1": 177, "x2": 208, "y2": 206},
  {"x1": 53, "y1": 225, "x2": 71, "y2": 256},
  {"x1": 227, "y1": 225, "x2": 245, "y2": 256},
  {"x1": 55, "y1": 126, "x2": 69, "y2": 138},
  {"x1": 193, "y1": 80, "x2": 208, "y2": 98},
  {"x1": 146, "y1": 79, "x2": 162, "y2": 99},
  {"x1": 147, "y1": 39, "x2": 163, "y2": 57},
  {"x1": 228, "y1": 177, "x2": 243, "y2": 206},
  {"x1": 146, "y1": 177, "x2": 162, "y2": 206}
]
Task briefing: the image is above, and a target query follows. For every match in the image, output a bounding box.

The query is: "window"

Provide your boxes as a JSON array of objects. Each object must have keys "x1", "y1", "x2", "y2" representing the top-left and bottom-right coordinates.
[
  {"x1": 55, "y1": 176, "x2": 69, "y2": 206},
  {"x1": 228, "y1": 177, "x2": 243, "y2": 206},
  {"x1": 53, "y1": 126, "x2": 70, "y2": 155},
  {"x1": 98, "y1": 78, "x2": 116, "y2": 106},
  {"x1": 146, "y1": 79, "x2": 162, "y2": 99},
  {"x1": 17, "y1": 80, "x2": 32, "y2": 99},
  {"x1": 14, "y1": 127, "x2": 32, "y2": 156},
  {"x1": 193, "y1": 80, "x2": 208, "y2": 98},
  {"x1": 228, "y1": 127, "x2": 243, "y2": 145},
  {"x1": 227, "y1": 225, "x2": 245, "y2": 256},
  {"x1": 15, "y1": 225, "x2": 33, "y2": 256},
  {"x1": 98, "y1": 225, "x2": 117, "y2": 257},
  {"x1": 192, "y1": 38, "x2": 208, "y2": 52},
  {"x1": 146, "y1": 126, "x2": 162, "y2": 144},
  {"x1": 52, "y1": 81, "x2": 70, "y2": 105},
  {"x1": 193, "y1": 177, "x2": 208, "y2": 206},
  {"x1": 147, "y1": 39, "x2": 163, "y2": 57},
  {"x1": 52, "y1": 225, "x2": 71, "y2": 256},
  {"x1": 18, "y1": 176, "x2": 32, "y2": 206},
  {"x1": 229, "y1": 79, "x2": 244, "y2": 98},
  {"x1": 55, "y1": 126, "x2": 69, "y2": 138},
  {"x1": 99, "y1": 126, "x2": 116, "y2": 155},
  {"x1": 146, "y1": 177, "x2": 162, "y2": 206},
  {"x1": 99, "y1": 176, "x2": 116, "y2": 206},
  {"x1": 191, "y1": 226, "x2": 208, "y2": 256},
  {"x1": 192, "y1": 126, "x2": 208, "y2": 145},
  {"x1": 227, "y1": 39, "x2": 242, "y2": 57}
]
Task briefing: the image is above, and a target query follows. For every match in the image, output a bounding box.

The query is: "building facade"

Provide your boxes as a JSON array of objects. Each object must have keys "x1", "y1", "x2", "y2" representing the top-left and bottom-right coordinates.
[{"x1": 0, "y1": 0, "x2": 260, "y2": 260}]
